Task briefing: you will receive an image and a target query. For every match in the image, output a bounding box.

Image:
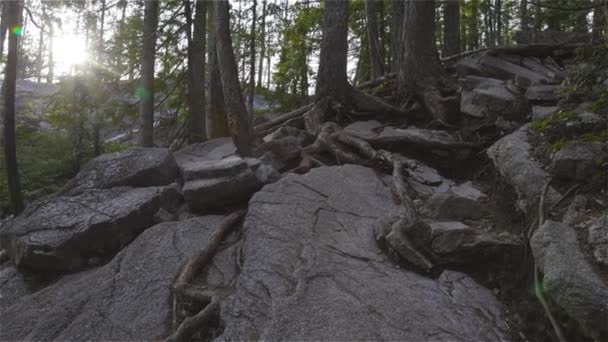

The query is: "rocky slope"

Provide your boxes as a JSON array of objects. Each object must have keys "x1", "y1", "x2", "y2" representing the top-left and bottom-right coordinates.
[{"x1": 1, "y1": 48, "x2": 606, "y2": 342}]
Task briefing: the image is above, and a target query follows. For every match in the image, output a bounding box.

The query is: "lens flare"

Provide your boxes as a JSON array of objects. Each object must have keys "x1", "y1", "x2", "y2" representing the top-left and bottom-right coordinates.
[
  {"x1": 136, "y1": 87, "x2": 152, "y2": 101},
  {"x1": 10, "y1": 25, "x2": 22, "y2": 36}
]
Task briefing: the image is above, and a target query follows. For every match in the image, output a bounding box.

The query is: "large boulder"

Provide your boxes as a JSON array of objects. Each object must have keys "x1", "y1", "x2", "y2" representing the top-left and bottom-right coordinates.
[
  {"x1": 63, "y1": 148, "x2": 178, "y2": 195},
  {"x1": 531, "y1": 220, "x2": 608, "y2": 340},
  {"x1": 424, "y1": 181, "x2": 488, "y2": 220},
  {"x1": 0, "y1": 216, "x2": 238, "y2": 341},
  {"x1": 552, "y1": 142, "x2": 608, "y2": 181},
  {"x1": 460, "y1": 76, "x2": 527, "y2": 120},
  {"x1": 456, "y1": 54, "x2": 554, "y2": 84},
  {"x1": 174, "y1": 137, "x2": 237, "y2": 166},
  {"x1": 588, "y1": 215, "x2": 608, "y2": 267},
  {"x1": 181, "y1": 156, "x2": 277, "y2": 212},
  {"x1": 261, "y1": 127, "x2": 314, "y2": 170},
  {"x1": 0, "y1": 185, "x2": 180, "y2": 272},
  {"x1": 487, "y1": 125, "x2": 559, "y2": 210},
  {"x1": 0, "y1": 265, "x2": 30, "y2": 309},
  {"x1": 218, "y1": 165, "x2": 510, "y2": 341}
]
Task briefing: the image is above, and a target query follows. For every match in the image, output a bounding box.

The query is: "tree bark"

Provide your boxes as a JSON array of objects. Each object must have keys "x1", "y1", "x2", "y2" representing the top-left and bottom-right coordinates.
[
  {"x1": 592, "y1": 4, "x2": 606, "y2": 42},
  {"x1": 249, "y1": 0, "x2": 256, "y2": 116},
  {"x1": 214, "y1": 0, "x2": 253, "y2": 156},
  {"x1": 0, "y1": 2, "x2": 8, "y2": 59},
  {"x1": 496, "y1": 0, "x2": 503, "y2": 45},
  {"x1": 2, "y1": 0, "x2": 25, "y2": 214},
  {"x1": 390, "y1": 0, "x2": 404, "y2": 72},
  {"x1": 575, "y1": 9, "x2": 589, "y2": 33},
  {"x1": 139, "y1": 0, "x2": 159, "y2": 147},
  {"x1": 365, "y1": 0, "x2": 384, "y2": 79},
  {"x1": 187, "y1": 0, "x2": 207, "y2": 143},
  {"x1": 47, "y1": 19, "x2": 54, "y2": 84},
  {"x1": 257, "y1": 0, "x2": 267, "y2": 88},
  {"x1": 443, "y1": 0, "x2": 460, "y2": 57},
  {"x1": 520, "y1": 0, "x2": 529, "y2": 31},
  {"x1": 37, "y1": 15, "x2": 45, "y2": 83},
  {"x1": 399, "y1": 0, "x2": 457, "y2": 123},
  {"x1": 206, "y1": 1, "x2": 229, "y2": 139}
]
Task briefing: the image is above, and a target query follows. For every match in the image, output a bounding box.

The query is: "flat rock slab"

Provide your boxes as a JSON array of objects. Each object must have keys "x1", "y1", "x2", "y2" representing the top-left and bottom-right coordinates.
[
  {"x1": 0, "y1": 216, "x2": 237, "y2": 341},
  {"x1": 460, "y1": 76, "x2": 526, "y2": 120},
  {"x1": 182, "y1": 157, "x2": 277, "y2": 212},
  {"x1": 487, "y1": 125, "x2": 559, "y2": 210},
  {"x1": 63, "y1": 148, "x2": 178, "y2": 195},
  {"x1": 531, "y1": 220, "x2": 608, "y2": 340},
  {"x1": 174, "y1": 138, "x2": 236, "y2": 166},
  {"x1": 525, "y1": 84, "x2": 560, "y2": 102},
  {"x1": 424, "y1": 181, "x2": 488, "y2": 220},
  {"x1": 0, "y1": 186, "x2": 179, "y2": 272},
  {"x1": 218, "y1": 165, "x2": 510, "y2": 341}
]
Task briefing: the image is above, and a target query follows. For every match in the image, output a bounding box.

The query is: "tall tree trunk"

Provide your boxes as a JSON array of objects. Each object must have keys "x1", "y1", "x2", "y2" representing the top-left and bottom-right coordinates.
[
  {"x1": 390, "y1": 0, "x2": 404, "y2": 72},
  {"x1": 37, "y1": 18, "x2": 45, "y2": 83},
  {"x1": 317, "y1": 0, "x2": 402, "y2": 116},
  {"x1": 186, "y1": 0, "x2": 207, "y2": 142},
  {"x1": 206, "y1": 1, "x2": 229, "y2": 139},
  {"x1": 0, "y1": 2, "x2": 8, "y2": 59},
  {"x1": 592, "y1": 5, "x2": 606, "y2": 42},
  {"x1": 365, "y1": 0, "x2": 384, "y2": 79},
  {"x1": 139, "y1": 0, "x2": 159, "y2": 147},
  {"x1": 520, "y1": 0, "x2": 529, "y2": 31},
  {"x1": 249, "y1": 0, "x2": 256, "y2": 116},
  {"x1": 214, "y1": 0, "x2": 253, "y2": 156},
  {"x1": 257, "y1": 0, "x2": 266, "y2": 88},
  {"x1": 575, "y1": 9, "x2": 589, "y2": 33},
  {"x1": 443, "y1": 0, "x2": 460, "y2": 57},
  {"x1": 2, "y1": 0, "x2": 25, "y2": 214},
  {"x1": 496, "y1": 0, "x2": 503, "y2": 45},
  {"x1": 47, "y1": 20, "x2": 54, "y2": 84},
  {"x1": 399, "y1": 0, "x2": 457, "y2": 123},
  {"x1": 99, "y1": 0, "x2": 106, "y2": 63}
]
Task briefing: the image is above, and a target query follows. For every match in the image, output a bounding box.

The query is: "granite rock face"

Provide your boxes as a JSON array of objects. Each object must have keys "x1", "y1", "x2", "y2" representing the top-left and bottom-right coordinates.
[
  {"x1": 217, "y1": 165, "x2": 510, "y2": 341},
  {"x1": 0, "y1": 185, "x2": 180, "y2": 272},
  {"x1": 0, "y1": 216, "x2": 239, "y2": 342}
]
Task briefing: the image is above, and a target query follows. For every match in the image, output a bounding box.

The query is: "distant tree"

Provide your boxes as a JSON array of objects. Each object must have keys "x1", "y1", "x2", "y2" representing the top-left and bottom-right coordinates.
[
  {"x1": 139, "y1": 0, "x2": 159, "y2": 147},
  {"x1": 521, "y1": 0, "x2": 529, "y2": 31},
  {"x1": 365, "y1": 0, "x2": 384, "y2": 79},
  {"x1": 390, "y1": 0, "x2": 404, "y2": 71},
  {"x1": 443, "y1": 0, "x2": 461, "y2": 56},
  {"x1": 214, "y1": 0, "x2": 253, "y2": 156},
  {"x1": 249, "y1": 0, "x2": 257, "y2": 115},
  {"x1": 257, "y1": 0, "x2": 267, "y2": 88},
  {"x1": 2, "y1": 0, "x2": 25, "y2": 213}
]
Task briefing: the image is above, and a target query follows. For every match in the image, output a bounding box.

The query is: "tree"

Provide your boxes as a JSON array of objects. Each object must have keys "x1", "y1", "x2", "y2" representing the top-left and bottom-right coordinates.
[
  {"x1": 398, "y1": 0, "x2": 458, "y2": 123},
  {"x1": 521, "y1": 0, "x2": 529, "y2": 31},
  {"x1": 186, "y1": 0, "x2": 207, "y2": 143},
  {"x1": 207, "y1": 1, "x2": 229, "y2": 139},
  {"x1": 2, "y1": 0, "x2": 25, "y2": 213},
  {"x1": 390, "y1": 0, "x2": 404, "y2": 71},
  {"x1": 443, "y1": 0, "x2": 461, "y2": 57},
  {"x1": 257, "y1": 0, "x2": 267, "y2": 88},
  {"x1": 365, "y1": 0, "x2": 384, "y2": 79},
  {"x1": 139, "y1": 0, "x2": 159, "y2": 147},
  {"x1": 316, "y1": 0, "x2": 402, "y2": 116},
  {"x1": 0, "y1": 2, "x2": 8, "y2": 59},
  {"x1": 214, "y1": 0, "x2": 253, "y2": 156},
  {"x1": 249, "y1": 0, "x2": 257, "y2": 115}
]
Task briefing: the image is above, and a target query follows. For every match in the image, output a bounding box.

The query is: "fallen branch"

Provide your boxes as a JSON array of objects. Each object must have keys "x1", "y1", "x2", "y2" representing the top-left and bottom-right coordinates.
[
  {"x1": 165, "y1": 296, "x2": 220, "y2": 342},
  {"x1": 441, "y1": 43, "x2": 586, "y2": 63},
  {"x1": 356, "y1": 73, "x2": 396, "y2": 90},
  {"x1": 254, "y1": 103, "x2": 313, "y2": 134}
]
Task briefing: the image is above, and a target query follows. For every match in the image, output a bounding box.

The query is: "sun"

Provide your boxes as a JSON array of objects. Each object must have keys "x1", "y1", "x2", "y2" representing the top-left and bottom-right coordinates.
[{"x1": 53, "y1": 33, "x2": 89, "y2": 75}]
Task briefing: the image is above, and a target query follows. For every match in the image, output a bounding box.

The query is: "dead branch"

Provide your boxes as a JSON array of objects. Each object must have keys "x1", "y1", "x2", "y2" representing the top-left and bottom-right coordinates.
[
  {"x1": 356, "y1": 73, "x2": 397, "y2": 90},
  {"x1": 254, "y1": 103, "x2": 313, "y2": 133}
]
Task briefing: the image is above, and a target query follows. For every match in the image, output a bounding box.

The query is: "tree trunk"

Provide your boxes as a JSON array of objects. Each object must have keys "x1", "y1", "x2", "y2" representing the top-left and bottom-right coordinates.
[
  {"x1": 257, "y1": 0, "x2": 266, "y2": 88},
  {"x1": 249, "y1": 0, "x2": 256, "y2": 116},
  {"x1": 214, "y1": 0, "x2": 253, "y2": 156},
  {"x1": 575, "y1": 9, "x2": 589, "y2": 33},
  {"x1": 2, "y1": 0, "x2": 25, "y2": 214},
  {"x1": 0, "y1": 2, "x2": 8, "y2": 59},
  {"x1": 592, "y1": 5, "x2": 606, "y2": 42},
  {"x1": 365, "y1": 0, "x2": 384, "y2": 79},
  {"x1": 139, "y1": 0, "x2": 159, "y2": 147},
  {"x1": 187, "y1": 0, "x2": 207, "y2": 143},
  {"x1": 37, "y1": 17, "x2": 45, "y2": 83},
  {"x1": 496, "y1": 0, "x2": 502, "y2": 45},
  {"x1": 399, "y1": 0, "x2": 457, "y2": 123},
  {"x1": 47, "y1": 20, "x2": 54, "y2": 84},
  {"x1": 520, "y1": 0, "x2": 529, "y2": 31},
  {"x1": 206, "y1": 1, "x2": 229, "y2": 139},
  {"x1": 390, "y1": 0, "x2": 404, "y2": 72},
  {"x1": 443, "y1": 0, "x2": 460, "y2": 57}
]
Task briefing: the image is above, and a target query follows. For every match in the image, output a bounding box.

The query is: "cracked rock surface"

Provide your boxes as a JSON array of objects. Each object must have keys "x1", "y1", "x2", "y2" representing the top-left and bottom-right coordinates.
[
  {"x1": 217, "y1": 165, "x2": 510, "y2": 341},
  {"x1": 0, "y1": 216, "x2": 237, "y2": 342},
  {"x1": 0, "y1": 185, "x2": 180, "y2": 272}
]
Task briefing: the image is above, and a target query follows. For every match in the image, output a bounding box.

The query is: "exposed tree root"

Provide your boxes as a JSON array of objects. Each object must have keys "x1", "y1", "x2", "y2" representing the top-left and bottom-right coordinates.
[
  {"x1": 167, "y1": 210, "x2": 247, "y2": 342},
  {"x1": 254, "y1": 103, "x2": 313, "y2": 134}
]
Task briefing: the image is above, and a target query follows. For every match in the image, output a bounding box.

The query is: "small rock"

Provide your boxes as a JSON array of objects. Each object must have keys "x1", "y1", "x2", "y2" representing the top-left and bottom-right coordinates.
[
  {"x1": 531, "y1": 106, "x2": 557, "y2": 122},
  {"x1": 460, "y1": 76, "x2": 527, "y2": 120}
]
